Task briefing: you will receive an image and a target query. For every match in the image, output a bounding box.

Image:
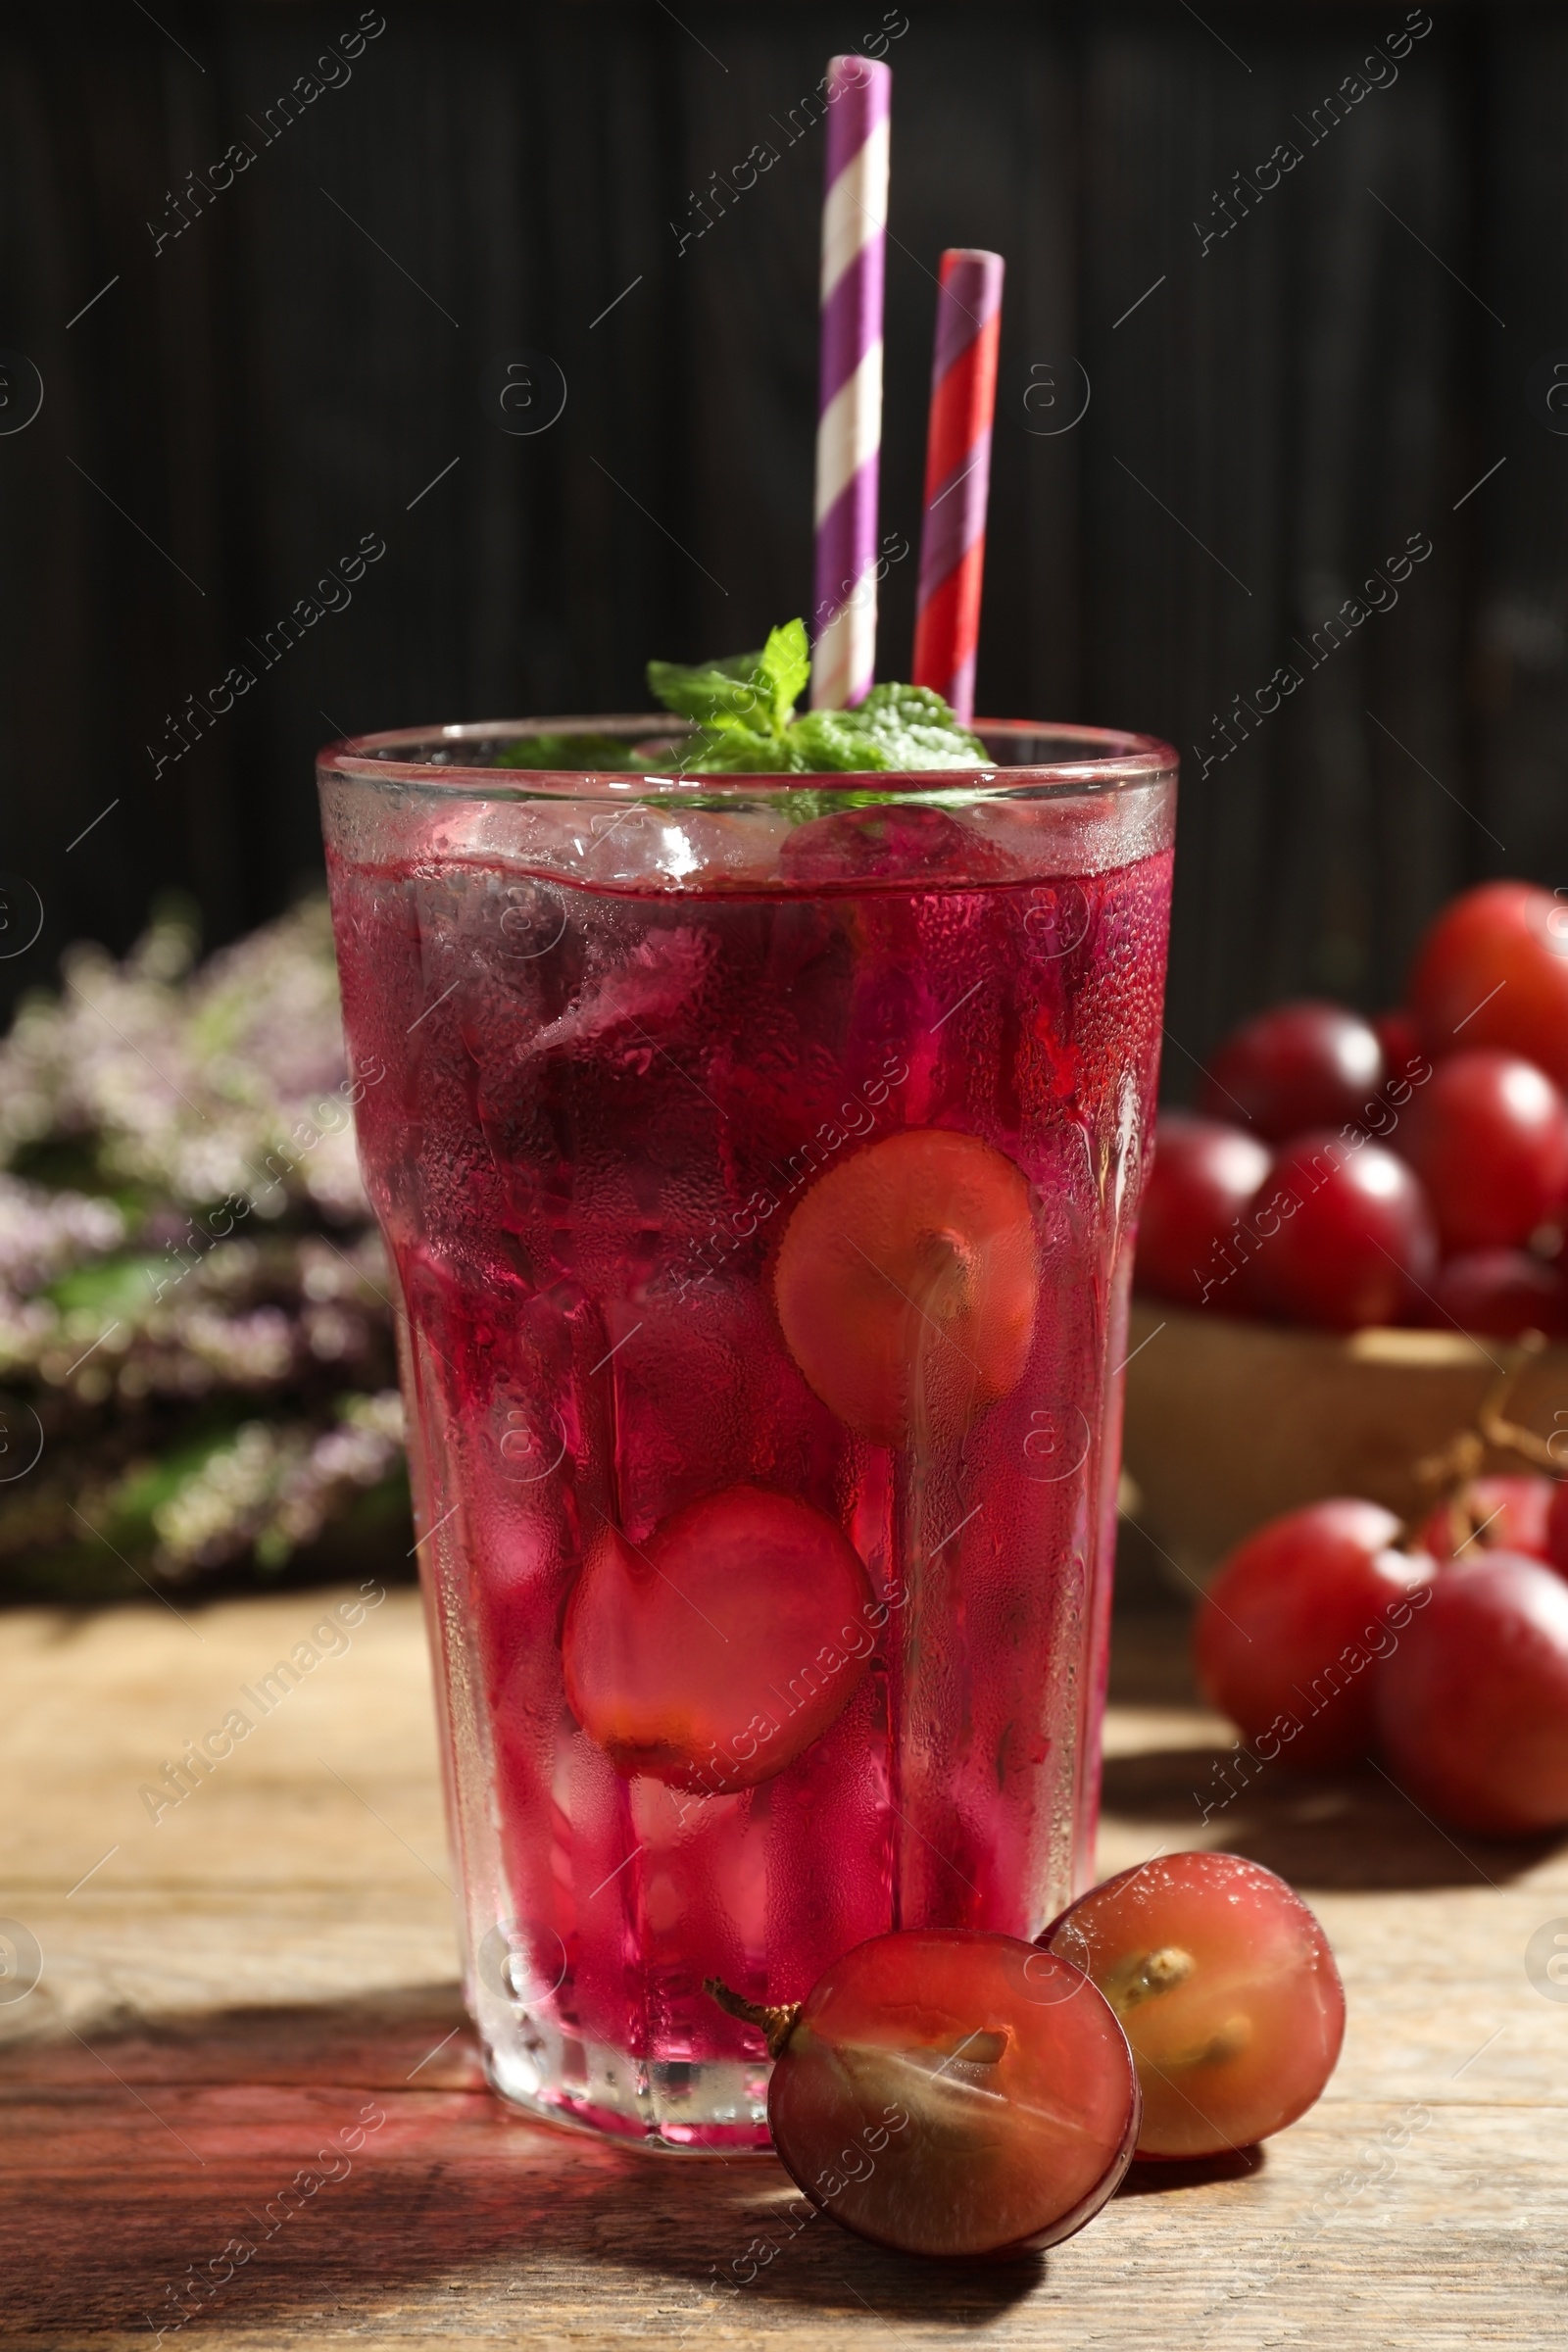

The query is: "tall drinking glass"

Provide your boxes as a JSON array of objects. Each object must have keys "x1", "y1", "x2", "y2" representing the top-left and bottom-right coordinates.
[{"x1": 318, "y1": 718, "x2": 1176, "y2": 2150}]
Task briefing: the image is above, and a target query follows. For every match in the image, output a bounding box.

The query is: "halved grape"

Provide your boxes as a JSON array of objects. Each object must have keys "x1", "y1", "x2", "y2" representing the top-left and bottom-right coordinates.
[
  {"x1": 1042, "y1": 1851, "x2": 1345, "y2": 2158},
  {"x1": 562, "y1": 1485, "x2": 874, "y2": 1790},
  {"x1": 773, "y1": 1128, "x2": 1038, "y2": 1444},
  {"x1": 714, "y1": 1930, "x2": 1139, "y2": 2259}
]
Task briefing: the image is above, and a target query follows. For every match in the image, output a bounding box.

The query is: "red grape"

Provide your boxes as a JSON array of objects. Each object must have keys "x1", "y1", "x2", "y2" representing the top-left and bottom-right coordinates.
[
  {"x1": 1372, "y1": 1007, "x2": 1423, "y2": 1080},
  {"x1": 1546, "y1": 1481, "x2": 1568, "y2": 1581},
  {"x1": 1396, "y1": 1048, "x2": 1568, "y2": 1252},
  {"x1": 1041, "y1": 1852, "x2": 1345, "y2": 2159},
  {"x1": 1194, "y1": 1499, "x2": 1431, "y2": 1769},
  {"x1": 1422, "y1": 1249, "x2": 1567, "y2": 1341},
  {"x1": 1416, "y1": 1473, "x2": 1556, "y2": 1565},
  {"x1": 1408, "y1": 880, "x2": 1568, "y2": 1088},
  {"x1": 562, "y1": 1486, "x2": 873, "y2": 1789},
  {"x1": 1135, "y1": 1112, "x2": 1270, "y2": 1310},
  {"x1": 1199, "y1": 1001, "x2": 1385, "y2": 1140},
  {"x1": 1247, "y1": 1131, "x2": 1438, "y2": 1329},
  {"x1": 1375, "y1": 1552, "x2": 1568, "y2": 1836},
  {"x1": 773, "y1": 1128, "x2": 1038, "y2": 1444},
  {"x1": 735, "y1": 1930, "x2": 1139, "y2": 2259}
]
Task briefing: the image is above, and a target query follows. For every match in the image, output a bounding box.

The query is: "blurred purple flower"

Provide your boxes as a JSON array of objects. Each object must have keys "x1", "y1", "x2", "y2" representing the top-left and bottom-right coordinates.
[{"x1": 0, "y1": 901, "x2": 407, "y2": 1591}]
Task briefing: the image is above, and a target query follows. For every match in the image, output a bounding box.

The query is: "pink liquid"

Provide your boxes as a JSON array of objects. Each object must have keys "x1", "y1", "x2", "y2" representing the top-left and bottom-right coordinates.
[{"x1": 327, "y1": 818, "x2": 1172, "y2": 2145}]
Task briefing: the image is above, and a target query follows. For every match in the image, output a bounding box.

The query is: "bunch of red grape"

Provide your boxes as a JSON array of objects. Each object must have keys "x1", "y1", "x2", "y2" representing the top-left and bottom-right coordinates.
[
  {"x1": 1195, "y1": 1481, "x2": 1568, "y2": 1838},
  {"x1": 1139, "y1": 880, "x2": 1568, "y2": 1333}
]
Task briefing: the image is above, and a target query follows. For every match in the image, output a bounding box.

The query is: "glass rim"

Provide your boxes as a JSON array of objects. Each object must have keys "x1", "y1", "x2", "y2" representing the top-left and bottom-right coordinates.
[{"x1": 317, "y1": 713, "x2": 1179, "y2": 800}]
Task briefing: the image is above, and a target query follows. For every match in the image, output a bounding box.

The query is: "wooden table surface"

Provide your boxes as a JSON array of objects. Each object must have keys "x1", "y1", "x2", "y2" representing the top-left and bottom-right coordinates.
[{"x1": 4, "y1": 1584, "x2": 1566, "y2": 2351}]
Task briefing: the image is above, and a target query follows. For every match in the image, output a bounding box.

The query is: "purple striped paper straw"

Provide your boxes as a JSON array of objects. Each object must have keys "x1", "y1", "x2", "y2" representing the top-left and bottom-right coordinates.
[{"x1": 810, "y1": 54, "x2": 892, "y2": 710}]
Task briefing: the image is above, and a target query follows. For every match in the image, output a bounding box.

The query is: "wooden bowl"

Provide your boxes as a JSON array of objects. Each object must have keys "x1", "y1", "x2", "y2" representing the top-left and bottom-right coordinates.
[{"x1": 1119, "y1": 1298, "x2": 1568, "y2": 1586}]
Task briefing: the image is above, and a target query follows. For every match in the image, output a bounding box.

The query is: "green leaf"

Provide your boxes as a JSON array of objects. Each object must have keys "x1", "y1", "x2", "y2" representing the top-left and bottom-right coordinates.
[
  {"x1": 785, "y1": 710, "x2": 900, "y2": 773},
  {"x1": 802, "y1": 683, "x2": 988, "y2": 772},
  {"x1": 757, "y1": 619, "x2": 810, "y2": 728},
  {"x1": 682, "y1": 729, "x2": 812, "y2": 775},
  {"x1": 494, "y1": 733, "x2": 639, "y2": 770},
  {"x1": 10, "y1": 1140, "x2": 96, "y2": 1191},
  {"x1": 46, "y1": 1252, "x2": 168, "y2": 1318},
  {"x1": 650, "y1": 624, "x2": 988, "y2": 773},
  {"x1": 647, "y1": 618, "x2": 809, "y2": 742},
  {"x1": 101, "y1": 1413, "x2": 257, "y2": 1539},
  {"x1": 647, "y1": 653, "x2": 771, "y2": 735}
]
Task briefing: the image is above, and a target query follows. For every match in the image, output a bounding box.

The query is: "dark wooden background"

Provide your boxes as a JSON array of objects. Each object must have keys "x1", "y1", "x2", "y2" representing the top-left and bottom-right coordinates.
[{"x1": 1, "y1": 0, "x2": 1565, "y2": 1074}]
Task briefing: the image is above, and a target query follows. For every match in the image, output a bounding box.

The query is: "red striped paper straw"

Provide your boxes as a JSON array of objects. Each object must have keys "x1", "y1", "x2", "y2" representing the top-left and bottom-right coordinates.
[
  {"x1": 810, "y1": 55, "x2": 892, "y2": 710},
  {"x1": 911, "y1": 249, "x2": 1005, "y2": 723}
]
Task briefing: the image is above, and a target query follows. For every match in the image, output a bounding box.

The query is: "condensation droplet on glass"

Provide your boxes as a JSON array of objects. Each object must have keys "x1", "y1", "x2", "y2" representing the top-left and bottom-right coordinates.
[
  {"x1": 477, "y1": 1916, "x2": 568, "y2": 2004},
  {"x1": 500, "y1": 882, "x2": 567, "y2": 960},
  {"x1": 1024, "y1": 882, "x2": 1091, "y2": 962},
  {"x1": 1023, "y1": 1403, "x2": 1091, "y2": 1484},
  {"x1": 496, "y1": 1404, "x2": 566, "y2": 1484}
]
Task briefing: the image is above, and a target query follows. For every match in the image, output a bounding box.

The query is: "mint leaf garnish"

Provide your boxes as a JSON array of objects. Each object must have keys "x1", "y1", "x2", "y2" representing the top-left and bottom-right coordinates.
[
  {"x1": 647, "y1": 620, "x2": 808, "y2": 736},
  {"x1": 646, "y1": 621, "x2": 985, "y2": 773},
  {"x1": 791, "y1": 684, "x2": 987, "y2": 772},
  {"x1": 495, "y1": 732, "x2": 639, "y2": 769}
]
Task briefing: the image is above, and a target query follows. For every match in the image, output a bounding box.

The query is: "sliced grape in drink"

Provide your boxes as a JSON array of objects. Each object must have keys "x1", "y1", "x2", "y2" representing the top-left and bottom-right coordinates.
[
  {"x1": 773, "y1": 1127, "x2": 1039, "y2": 1443},
  {"x1": 562, "y1": 1485, "x2": 874, "y2": 1789}
]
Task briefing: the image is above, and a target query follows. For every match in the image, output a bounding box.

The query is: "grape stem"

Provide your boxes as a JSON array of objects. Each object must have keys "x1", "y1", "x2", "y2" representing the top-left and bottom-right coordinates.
[
  {"x1": 1411, "y1": 1332, "x2": 1558, "y2": 1553},
  {"x1": 704, "y1": 1978, "x2": 802, "y2": 2057}
]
